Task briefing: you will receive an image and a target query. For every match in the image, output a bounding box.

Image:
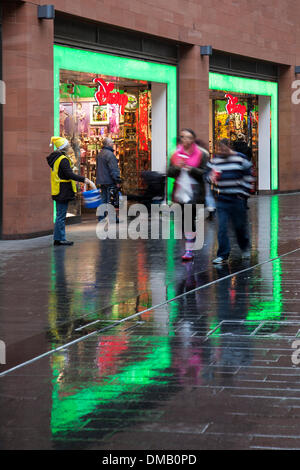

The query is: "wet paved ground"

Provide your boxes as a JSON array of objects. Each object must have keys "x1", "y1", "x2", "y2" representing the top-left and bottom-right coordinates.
[{"x1": 1, "y1": 193, "x2": 300, "y2": 450}]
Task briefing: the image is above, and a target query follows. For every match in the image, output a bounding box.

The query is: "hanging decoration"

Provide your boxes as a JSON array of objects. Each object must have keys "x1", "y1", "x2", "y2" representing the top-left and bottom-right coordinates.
[{"x1": 137, "y1": 91, "x2": 149, "y2": 152}]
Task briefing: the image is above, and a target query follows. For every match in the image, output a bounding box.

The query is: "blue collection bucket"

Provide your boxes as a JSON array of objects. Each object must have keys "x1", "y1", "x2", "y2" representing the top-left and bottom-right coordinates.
[{"x1": 82, "y1": 189, "x2": 102, "y2": 208}]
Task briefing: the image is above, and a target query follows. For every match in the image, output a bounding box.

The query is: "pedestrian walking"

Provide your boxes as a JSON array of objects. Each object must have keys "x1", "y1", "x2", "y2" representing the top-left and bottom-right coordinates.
[
  {"x1": 207, "y1": 138, "x2": 254, "y2": 264},
  {"x1": 168, "y1": 128, "x2": 208, "y2": 262},
  {"x1": 47, "y1": 136, "x2": 95, "y2": 246},
  {"x1": 232, "y1": 133, "x2": 252, "y2": 161},
  {"x1": 96, "y1": 137, "x2": 121, "y2": 223},
  {"x1": 232, "y1": 133, "x2": 253, "y2": 208},
  {"x1": 196, "y1": 139, "x2": 216, "y2": 220}
]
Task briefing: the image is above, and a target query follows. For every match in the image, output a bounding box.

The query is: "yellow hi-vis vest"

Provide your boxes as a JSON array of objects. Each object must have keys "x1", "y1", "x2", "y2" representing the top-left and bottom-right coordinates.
[{"x1": 51, "y1": 155, "x2": 77, "y2": 196}]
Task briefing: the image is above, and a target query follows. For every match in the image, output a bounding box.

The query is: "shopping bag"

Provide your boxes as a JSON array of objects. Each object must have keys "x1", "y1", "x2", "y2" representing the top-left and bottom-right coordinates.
[{"x1": 173, "y1": 168, "x2": 194, "y2": 204}]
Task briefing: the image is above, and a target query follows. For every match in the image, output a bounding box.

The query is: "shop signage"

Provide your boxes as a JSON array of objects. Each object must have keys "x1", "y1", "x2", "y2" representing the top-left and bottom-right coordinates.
[
  {"x1": 94, "y1": 78, "x2": 129, "y2": 114},
  {"x1": 225, "y1": 93, "x2": 246, "y2": 121}
]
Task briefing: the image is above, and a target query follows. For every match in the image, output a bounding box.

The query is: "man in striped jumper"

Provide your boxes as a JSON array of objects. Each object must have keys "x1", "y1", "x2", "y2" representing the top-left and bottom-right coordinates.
[{"x1": 207, "y1": 138, "x2": 255, "y2": 264}]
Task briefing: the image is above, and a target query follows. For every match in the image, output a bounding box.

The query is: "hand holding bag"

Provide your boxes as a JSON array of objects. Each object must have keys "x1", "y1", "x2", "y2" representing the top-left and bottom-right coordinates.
[{"x1": 173, "y1": 168, "x2": 194, "y2": 204}]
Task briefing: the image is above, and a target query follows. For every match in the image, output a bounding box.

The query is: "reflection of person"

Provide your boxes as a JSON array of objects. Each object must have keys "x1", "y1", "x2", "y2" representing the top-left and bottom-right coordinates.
[
  {"x1": 173, "y1": 261, "x2": 213, "y2": 386},
  {"x1": 96, "y1": 137, "x2": 121, "y2": 222},
  {"x1": 47, "y1": 136, "x2": 95, "y2": 246},
  {"x1": 207, "y1": 138, "x2": 254, "y2": 264},
  {"x1": 214, "y1": 264, "x2": 253, "y2": 378},
  {"x1": 167, "y1": 128, "x2": 208, "y2": 262},
  {"x1": 196, "y1": 139, "x2": 216, "y2": 220}
]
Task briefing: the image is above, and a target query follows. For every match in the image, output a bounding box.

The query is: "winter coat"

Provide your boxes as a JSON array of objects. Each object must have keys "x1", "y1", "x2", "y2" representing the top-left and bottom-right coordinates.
[
  {"x1": 167, "y1": 145, "x2": 208, "y2": 204},
  {"x1": 207, "y1": 151, "x2": 254, "y2": 200},
  {"x1": 96, "y1": 146, "x2": 121, "y2": 186},
  {"x1": 232, "y1": 141, "x2": 252, "y2": 161},
  {"x1": 46, "y1": 150, "x2": 85, "y2": 202}
]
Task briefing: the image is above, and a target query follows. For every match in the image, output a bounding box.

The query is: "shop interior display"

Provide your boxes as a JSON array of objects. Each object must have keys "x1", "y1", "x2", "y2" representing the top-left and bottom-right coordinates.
[
  {"x1": 209, "y1": 91, "x2": 259, "y2": 191},
  {"x1": 59, "y1": 71, "x2": 152, "y2": 213}
]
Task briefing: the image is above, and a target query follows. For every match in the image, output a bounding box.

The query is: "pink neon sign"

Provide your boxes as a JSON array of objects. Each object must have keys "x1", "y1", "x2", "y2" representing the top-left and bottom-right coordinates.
[
  {"x1": 94, "y1": 78, "x2": 129, "y2": 114},
  {"x1": 225, "y1": 93, "x2": 247, "y2": 121}
]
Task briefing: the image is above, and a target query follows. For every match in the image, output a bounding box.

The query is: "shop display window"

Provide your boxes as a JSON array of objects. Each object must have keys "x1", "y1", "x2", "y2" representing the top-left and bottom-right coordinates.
[
  {"x1": 209, "y1": 90, "x2": 259, "y2": 191},
  {"x1": 59, "y1": 70, "x2": 152, "y2": 215}
]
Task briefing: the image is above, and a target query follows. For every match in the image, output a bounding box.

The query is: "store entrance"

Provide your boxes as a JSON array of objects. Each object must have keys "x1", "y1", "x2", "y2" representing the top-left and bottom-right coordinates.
[
  {"x1": 209, "y1": 90, "x2": 263, "y2": 192},
  {"x1": 59, "y1": 70, "x2": 164, "y2": 217}
]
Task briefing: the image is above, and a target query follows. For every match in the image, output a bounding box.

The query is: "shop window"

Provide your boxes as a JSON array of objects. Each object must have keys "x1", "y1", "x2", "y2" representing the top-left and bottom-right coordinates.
[
  {"x1": 59, "y1": 70, "x2": 152, "y2": 216},
  {"x1": 209, "y1": 90, "x2": 259, "y2": 191}
]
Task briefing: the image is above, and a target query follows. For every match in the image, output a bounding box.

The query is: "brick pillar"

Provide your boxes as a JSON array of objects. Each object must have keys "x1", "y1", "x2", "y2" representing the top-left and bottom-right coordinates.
[
  {"x1": 2, "y1": 2, "x2": 53, "y2": 238},
  {"x1": 178, "y1": 45, "x2": 209, "y2": 144},
  {"x1": 278, "y1": 65, "x2": 300, "y2": 192}
]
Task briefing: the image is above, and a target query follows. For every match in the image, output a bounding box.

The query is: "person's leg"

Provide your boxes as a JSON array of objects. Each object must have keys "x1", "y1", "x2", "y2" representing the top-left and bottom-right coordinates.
[
  {"x1": 216, "y1": 200, "x2": 230, "y2": 260},
  {"x1": 231, "y1": 198, "x2": 251, "y2": 253},
  {"x1": 205, "y1": 183, "x2": 216, "y2": 219},
  {"x1": 182, "y1": 204, "x2": 197, "y2": 261},
  {"x1": 98, "y1": 185, "x2": 109, "y2": 221},
  {"x1": 109, "y1": 185, "x2": 119, "y2": 222},
  {"x1": 54, "y1": 201, "x2": 68, "y2": 242}
]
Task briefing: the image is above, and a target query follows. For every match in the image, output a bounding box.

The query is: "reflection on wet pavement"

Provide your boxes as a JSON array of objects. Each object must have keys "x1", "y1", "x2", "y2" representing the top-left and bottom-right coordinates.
[{"x1": 1, "y1": 194, "x2": 300, "y2": 449}]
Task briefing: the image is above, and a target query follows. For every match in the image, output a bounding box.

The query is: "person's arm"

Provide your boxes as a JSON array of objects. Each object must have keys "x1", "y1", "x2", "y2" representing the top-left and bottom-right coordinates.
[
  {"x1": 106, "y1": 153, "x2": 121, "y2": 184},
  {"x1": 187, "y1": 153, "x2": 208, "y2": 181},
  {"x1": 242, "y1": 158, "x2": 255, "y2": 190},
  {"x1": 59, "y1": 157, "x2": 85, "y2": 183},
  {"x1": 167, "y1": 164, "x2": 181, "y2": 179},
  {"x1": 59, "y1": 158, "x2": 96, "y2": 188}
]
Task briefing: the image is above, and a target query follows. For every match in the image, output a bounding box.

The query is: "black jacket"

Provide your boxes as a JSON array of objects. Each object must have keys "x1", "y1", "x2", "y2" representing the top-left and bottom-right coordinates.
[
  {"x1": 232, "y1": 141, "x2": 252, "y2": 161},
  {"x1": 96, "y1": 146, "x2": 121, "y2": 185},
  {"x1": 47, "y1": 150, "x2": 85, "y2": 202}
]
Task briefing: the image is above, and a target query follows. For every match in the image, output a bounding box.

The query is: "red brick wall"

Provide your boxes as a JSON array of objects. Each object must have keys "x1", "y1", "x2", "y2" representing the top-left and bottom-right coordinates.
[
  {"x1": 37, "y1": 0, "x2": 300, "y2": 66},
  {"x1": 2, "y1": 2, "x2": 54, "y2": 237},
  {"x1": 179, "y1": 46, "x2": 209, "y2": 143}
]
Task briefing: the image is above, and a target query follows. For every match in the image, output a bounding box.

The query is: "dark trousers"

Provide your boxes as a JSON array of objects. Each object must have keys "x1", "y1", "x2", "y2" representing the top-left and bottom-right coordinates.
[
  {"x1": 98, "y1": 184, "x2": 119, "y2": 221},
  {"x1": 216, "y1": 197, "x2": 250, "y2": 259}
]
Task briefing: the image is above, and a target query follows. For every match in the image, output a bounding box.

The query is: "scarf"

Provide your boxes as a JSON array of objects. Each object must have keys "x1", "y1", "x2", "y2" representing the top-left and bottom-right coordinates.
[{"x1": 171, "y1": 143, "x2": 202, "y2": 168}]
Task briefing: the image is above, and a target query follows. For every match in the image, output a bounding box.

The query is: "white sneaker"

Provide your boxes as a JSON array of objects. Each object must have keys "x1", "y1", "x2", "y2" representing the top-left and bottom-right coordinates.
[{"x1": 212, "y1": 257, "x2": 228, "y2": 264}]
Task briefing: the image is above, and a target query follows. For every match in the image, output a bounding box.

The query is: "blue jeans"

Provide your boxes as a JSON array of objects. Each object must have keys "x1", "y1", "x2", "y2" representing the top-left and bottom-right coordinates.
[
  {"x1": 216, "y1": 197, "x2": 250, "y2": 259},
  {"x1": 54, "y1": 201, "x2": 68, "y2": 241},
  {"x1": 205, "y1": 183, "x2": 216, "y2": 211}
]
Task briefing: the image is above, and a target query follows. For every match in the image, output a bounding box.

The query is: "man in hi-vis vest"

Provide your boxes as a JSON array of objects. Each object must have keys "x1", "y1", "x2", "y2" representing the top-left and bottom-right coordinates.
[{"x1": 47, "y1": 136, "x2": 95, "y2": 246}]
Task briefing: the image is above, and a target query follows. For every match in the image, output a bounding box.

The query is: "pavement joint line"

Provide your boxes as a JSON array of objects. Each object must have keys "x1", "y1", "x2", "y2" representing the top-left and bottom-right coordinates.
[
  {"x1": 250, "y1": 322, "x2": 265, "y2": 336},
  {"x1": 75, "y1": 246, "x2": 300, "y2": 333},
  {"x1": 1, "y1": 246, "x2": 300, "y2": 378}
]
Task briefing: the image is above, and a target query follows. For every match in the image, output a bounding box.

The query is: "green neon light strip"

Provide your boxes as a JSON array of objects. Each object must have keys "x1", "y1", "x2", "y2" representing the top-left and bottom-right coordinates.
[
  {"x1": 51, "y1": 338, "x2": 171, "y2": 435},
  {"x1": 209, "y1": 73, "x2": 278, "y2": 190},
  {"x1": 53, "y1": 45, "x2": 177, "y2": 203},
  {"x1": 247, "y1": 195, "x2": 282, "y2": 325}
]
